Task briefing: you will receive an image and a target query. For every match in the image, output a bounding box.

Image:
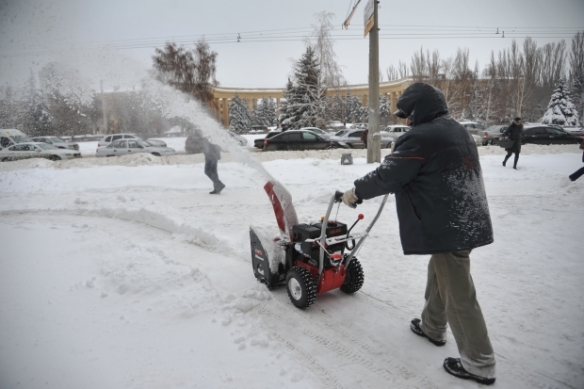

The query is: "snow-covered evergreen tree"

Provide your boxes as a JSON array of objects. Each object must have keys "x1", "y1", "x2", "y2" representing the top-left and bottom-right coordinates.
[
  {"x1": 344, "y1": 94, "x2": 363, "y2": 124},
  {"x1": 284, "y1": 46, "x2": 327, "y2": 129},
  {"x1": 253, "y1": 97, "x2": 276, "y2": 126},
  {"x1": 541, "y1": 78, "x2": 581, "y2": 126},
  {"x1": 21, "y1": 70, "x2": 52, "y2": 136},
  {"x1": 329, "y1": 94, "x2": 344, "y2": 123},
  {"x1": 379, "y1": 94, "x2": 391, "y2": 125},
  {"x1": 278, "y1": 79, "x2": 295, "y2": 128},
  {"x1": 228, "y1": 94, "x2": 251, "y2": 133}
]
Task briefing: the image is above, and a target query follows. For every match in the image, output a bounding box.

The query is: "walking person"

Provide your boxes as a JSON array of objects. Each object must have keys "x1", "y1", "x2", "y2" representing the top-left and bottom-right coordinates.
[
  {"x1": 562, "y1": 141, "x2": 584, "y2": 185},
  {"x1": 188, "y1": 130, "x2": 225, "y2": 195},
  {"x1": 341, "y1": 83, "x2": 496, "y2": 385},
  {"x1": 360, "y1": 129, "x2": 369, "y2": 148},
  {"x1": 502, "y1": 117, "x2": 524, "y2": 169},
  {"x1": 202, "y1": 137, "x2": 225, "y2": 194}
]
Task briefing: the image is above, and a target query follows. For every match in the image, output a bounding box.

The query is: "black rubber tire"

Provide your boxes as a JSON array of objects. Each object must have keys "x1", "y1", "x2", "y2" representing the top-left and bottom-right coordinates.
[
  {"x1": 151, "y1": 152, "x2": 161, "y2": 157},
  {"x1": 340, "y1": 258, "x2": 364, "y2": 294},
  {"x1": 286, "y1": 267, "x2": 316, "y2": 309},
  {"x1": 48, "y1": 155, "x2": 61, "y2": 161},
  {"x1": 385, "y1": 142, "x2": 392, "y2": 149}
]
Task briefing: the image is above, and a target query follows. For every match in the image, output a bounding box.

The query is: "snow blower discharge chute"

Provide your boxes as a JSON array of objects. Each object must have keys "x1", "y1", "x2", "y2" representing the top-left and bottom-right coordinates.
[{"x1": 249, "y1": 180, "x2": 389, "y2": 309}]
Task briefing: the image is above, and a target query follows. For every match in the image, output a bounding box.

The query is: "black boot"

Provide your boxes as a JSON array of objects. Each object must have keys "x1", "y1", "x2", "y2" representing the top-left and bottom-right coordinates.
[
  {"x1": 410, "y1": 318, "x2": 446, "y2": 346},
  {"x1": 443, "y1": 357, "x2": 495, "y2": 385}
]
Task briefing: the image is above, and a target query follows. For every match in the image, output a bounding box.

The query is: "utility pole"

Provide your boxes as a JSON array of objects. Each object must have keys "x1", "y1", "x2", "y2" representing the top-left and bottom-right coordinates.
[
  {"x1": 343, "y1": 0, "x2": 380, "y2": 163},
  {"x1": 367, "y1": 0, "x2": 380, "y2": 163},
  {"x1": 100, "y1": 80, "x2": 108, "y2": 134}
]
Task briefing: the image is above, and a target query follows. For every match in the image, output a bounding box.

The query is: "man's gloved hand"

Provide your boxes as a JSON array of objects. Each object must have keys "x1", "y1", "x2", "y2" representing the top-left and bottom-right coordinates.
[{"x1": 342, "y1": 188, "x2": 361, "y2": 208}]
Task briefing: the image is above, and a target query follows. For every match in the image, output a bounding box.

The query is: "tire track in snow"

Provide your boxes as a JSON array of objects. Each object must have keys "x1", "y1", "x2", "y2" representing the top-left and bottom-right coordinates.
[
  {"x1": 359, "y1": 290, "x2": 574, "y2": 389},
  {"x1": 256, "y1": 298, "x2": 441, "y2": 389}
]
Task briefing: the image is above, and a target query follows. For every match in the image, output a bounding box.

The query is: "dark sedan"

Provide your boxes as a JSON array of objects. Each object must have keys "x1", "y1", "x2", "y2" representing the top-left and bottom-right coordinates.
[
  {"x1": 262, "y1": 130, "x2": 334, "y2": 151},
  {"x1": 254, "y1": 131, "x2": 280, "y2": 149},
  {"x1": 520, "y1": 126, "x2": 583, "y2": 145}
]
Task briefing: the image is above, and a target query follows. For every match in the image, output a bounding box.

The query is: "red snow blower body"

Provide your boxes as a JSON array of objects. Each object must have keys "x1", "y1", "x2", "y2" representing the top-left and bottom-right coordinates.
[{"x1": 249, "y1": 180, "x2": 389, "y2": 309}]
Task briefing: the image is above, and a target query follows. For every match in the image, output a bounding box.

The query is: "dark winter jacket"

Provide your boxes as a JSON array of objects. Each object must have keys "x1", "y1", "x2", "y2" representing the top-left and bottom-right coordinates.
[
  {"x1": 503, "y1": 122, "x2": 523, "y2": 152},
  {"x1": 202, "y1": 140, "x2": 221, "y2": 162},
  {"x1": 353, "y1": 83, "x2": 494, "y2": 255}
]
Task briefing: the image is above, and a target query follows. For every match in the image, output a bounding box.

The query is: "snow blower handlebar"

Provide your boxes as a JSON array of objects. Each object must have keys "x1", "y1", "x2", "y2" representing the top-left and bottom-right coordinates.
[
  {"x1": 342, "y1": 193, "x2": 390, "y2": 270},
  {"x1": 318, "y1": 191, "x2": 389, "y2": 276}
]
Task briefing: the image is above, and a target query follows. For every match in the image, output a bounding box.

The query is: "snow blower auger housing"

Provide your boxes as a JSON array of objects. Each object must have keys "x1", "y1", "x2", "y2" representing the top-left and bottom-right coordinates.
[{"x1": 250, "y1": 181, "x2": 389, "y2": 309}]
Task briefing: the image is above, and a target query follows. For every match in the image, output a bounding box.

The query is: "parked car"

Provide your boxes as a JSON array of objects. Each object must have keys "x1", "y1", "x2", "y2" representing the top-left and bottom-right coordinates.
[
  {"x1": 470, "y1": 133, "x2": 483, "y2": 147},
  {"x1": 228, "y1": 131, "x2": 248, "y2": 146},
  {"x1": 518, "y1": 125, "x2": 583, "y2": 145},
  {"x1": 262, "y1": 130, "x2": 334, "y2": 151},
  {"x1": 330, "y1": 129, "x2": 367, "y2": 149},
  {"x1": 0, "y1": 129, "x2": 33, "y2": 149},
  {"x1": 254, "y1": 131, "x2": 281, "y2": 149},
  {"x1": 98, "y1": 133, "x2": 166, "y2": 148},
  {"x1": 328, "y1": 129, "x2": 394, "y2": 149},
  {"x1": 299, "y1": 127, "x2": 331, "y2": 139},
  {"x1": 248, "y1": 125, "x2": 269, "y2": 133},
  {"x1": 479, "y1": 125, "x2": 507, "y2": 146},
  {"x1": 0, "y1": 142, "x2": 82, "y2": 161},
  {"x1": 382, "y1": 125, "x2": 410, "y2": 141},
  {"x1": 96, "y1": 139, "x2": 175, "y2": 157},
  {"x1": 32, "y1": 136, "x2": 79, "y2": 150},
  {"x1": 564, "y1": 127, "x2": 584, "y2": 141},
  {"x1": 143, "y1": 139, "x2": 167, "y2": 147},
  {"x1": 459, "y1": 121, "x2": 486, "y2": 135}
]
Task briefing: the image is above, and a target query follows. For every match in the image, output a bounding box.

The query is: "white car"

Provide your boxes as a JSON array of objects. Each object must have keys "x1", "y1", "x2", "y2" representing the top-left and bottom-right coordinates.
[
  {"x1": 382, "y1": 125, "x2": 411, "y2": 142},
  {"x1": 32, "y1": 136, "x2": 80, "y2": 150},
  {"x1": 96, "y1": 139, "x2": 175, "y2": 157},
  {"x1": 459, "y1": 121, "x2": 486, "y2": 135},
  {"x1": 299, "y1": 127, "x2": 331, "y2": 139},
  {"x1": 0, "y1": 142, "x2": 82, "y2": 161},
  {"x1": 98, "y1": 133, "x2": 167, "y2": 148}
]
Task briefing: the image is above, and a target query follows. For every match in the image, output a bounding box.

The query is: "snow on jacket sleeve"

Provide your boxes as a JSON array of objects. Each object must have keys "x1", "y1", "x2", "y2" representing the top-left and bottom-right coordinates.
[{"x1": 354, "y1": 133, "x2": 424, "y2": 200}]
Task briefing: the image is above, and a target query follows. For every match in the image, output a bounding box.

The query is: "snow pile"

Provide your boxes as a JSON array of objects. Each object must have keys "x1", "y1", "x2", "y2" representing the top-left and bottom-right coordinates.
[{"x1": 0, "y1": 144, "x2": 583, "y2": 388}]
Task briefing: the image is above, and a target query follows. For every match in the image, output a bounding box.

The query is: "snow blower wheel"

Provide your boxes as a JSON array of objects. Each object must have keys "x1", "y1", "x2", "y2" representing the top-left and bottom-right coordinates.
[
  {"x1": 286, "y1": 267, "x2": 316, "y2": 309},
  {"x1": 340, "y1": 258, "x2": 364, "y2": 294}
]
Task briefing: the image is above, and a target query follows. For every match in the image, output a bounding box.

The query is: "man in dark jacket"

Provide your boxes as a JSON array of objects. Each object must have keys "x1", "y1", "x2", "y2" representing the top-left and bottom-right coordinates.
[
  {"x1": 502, "y1": 117, "x2": 523, "y2": 169},
  {"x1": 203, "y1": 138, "x2": 225, "y2": 194},
  {"x1": 341, "y1": 83, "x2": 496, "y2": 385},
  {"x1": 188, "y1": 130, "x2": 225, "y2": 194}
]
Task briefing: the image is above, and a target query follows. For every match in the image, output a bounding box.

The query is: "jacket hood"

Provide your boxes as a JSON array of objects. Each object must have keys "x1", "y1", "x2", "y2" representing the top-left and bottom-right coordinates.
[{"x1": 395, "y1": 83, "x2": 448, "y2": 126}]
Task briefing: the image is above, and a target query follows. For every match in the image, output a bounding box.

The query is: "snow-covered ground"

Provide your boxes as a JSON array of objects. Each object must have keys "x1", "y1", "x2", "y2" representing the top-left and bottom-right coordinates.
[{"x1": 1, "y1": 141, "x2": 583, "y2": 389}]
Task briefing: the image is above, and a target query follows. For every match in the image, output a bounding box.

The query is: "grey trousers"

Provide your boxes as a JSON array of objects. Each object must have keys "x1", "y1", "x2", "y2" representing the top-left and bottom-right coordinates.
[{"x1": 421, "y1": 250, "x2": 496, "y2": 378}]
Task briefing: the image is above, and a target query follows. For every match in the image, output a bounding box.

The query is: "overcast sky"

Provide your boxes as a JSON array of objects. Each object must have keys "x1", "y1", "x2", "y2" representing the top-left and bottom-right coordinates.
[{"x1": 1, "y1": 0, "x2": 584, "y2": 91}]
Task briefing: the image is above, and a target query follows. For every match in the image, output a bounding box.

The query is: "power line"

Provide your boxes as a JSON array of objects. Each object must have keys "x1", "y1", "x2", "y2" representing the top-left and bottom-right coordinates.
[{"x1": 1, "y1": 24, "x2": 582, "y2": 58}]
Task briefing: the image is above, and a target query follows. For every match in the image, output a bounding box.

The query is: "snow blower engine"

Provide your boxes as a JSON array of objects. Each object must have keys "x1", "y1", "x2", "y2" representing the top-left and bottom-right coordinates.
[{"x1": 249, "y1": 180, "x2": 389, "y2": 309}]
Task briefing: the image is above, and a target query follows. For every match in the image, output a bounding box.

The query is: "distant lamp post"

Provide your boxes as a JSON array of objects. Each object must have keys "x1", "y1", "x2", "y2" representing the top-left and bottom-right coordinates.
[{"x1": 100, "y1": 80, "x2": 108, "y2": 134}]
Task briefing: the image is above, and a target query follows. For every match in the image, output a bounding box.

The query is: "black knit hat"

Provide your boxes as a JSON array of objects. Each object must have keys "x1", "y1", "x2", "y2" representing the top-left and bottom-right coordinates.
[{"x1": 514, "y1": 117, "x2": 522, "y2": 122}]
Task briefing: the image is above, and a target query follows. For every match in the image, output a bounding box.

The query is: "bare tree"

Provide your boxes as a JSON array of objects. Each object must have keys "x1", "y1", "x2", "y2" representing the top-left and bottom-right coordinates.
[
  {"x1": 152, "y1": 39, "x2": 218, "y2": 104},
  {"x1": 570, "y1": 31, "x2": 584, "y2": 120},
  {"x1": 308, "y1": 11, "x2": 345, "y2": 89},
  {"x1": 386, "y1": 61, "x2": 408, "y2": 81},
  {"x1": 540, "y1": 40, "x2": 566, "y2": 89}
]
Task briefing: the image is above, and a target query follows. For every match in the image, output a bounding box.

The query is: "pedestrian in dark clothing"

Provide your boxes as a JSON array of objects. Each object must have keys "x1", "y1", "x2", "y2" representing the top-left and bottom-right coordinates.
[
  {"x1": 341, "y1": 83, "x2": 496, "y2": 385},
  {"x1": 189, "y1": 132, "x2": 225, "y2": 194},
  {"x1": 566, "y1": 141, "x2": 584, "y2": 183},
  {"x1": 502, "y1": 117, "x2": 523, "y2": 169},
  {"x1": 360, "y1": 129, "x2": 369, "y2": 148}
]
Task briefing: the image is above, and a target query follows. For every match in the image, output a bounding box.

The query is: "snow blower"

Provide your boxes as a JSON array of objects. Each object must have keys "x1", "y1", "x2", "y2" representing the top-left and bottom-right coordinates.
[{"x1": 249, "y1": 180, "x2": 389, "y2": 309}]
